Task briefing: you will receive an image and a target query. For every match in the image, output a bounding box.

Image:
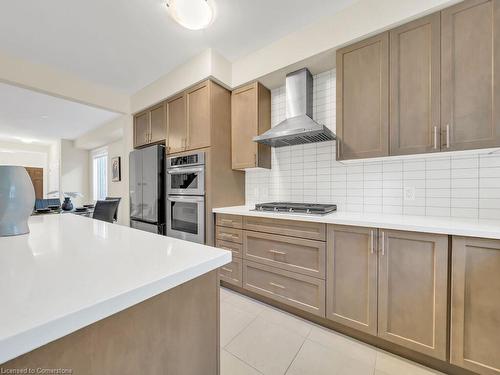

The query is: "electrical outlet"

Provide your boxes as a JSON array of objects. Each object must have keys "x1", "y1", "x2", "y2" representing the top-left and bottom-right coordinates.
[{"x1": 404, "y1": 186, "x2": 416, "y2": 201}]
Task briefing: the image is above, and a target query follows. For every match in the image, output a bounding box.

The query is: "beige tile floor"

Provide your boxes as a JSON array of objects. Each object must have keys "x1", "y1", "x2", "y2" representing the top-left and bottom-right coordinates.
[{"x1": 220, "y1": 287, "x2": 445, "y2": 375}]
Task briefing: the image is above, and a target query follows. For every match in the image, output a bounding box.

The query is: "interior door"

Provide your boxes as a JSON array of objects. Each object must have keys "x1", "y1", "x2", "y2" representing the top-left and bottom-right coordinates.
[
  {"x1": 129, "y1": 150, "x2": 143, "y2": 220},
  {"x1": 326, "y1": 225, "x2": 378, "y2": 335},
  {"x1": 390, "y1": 13, "x2": 441, "y2": 155},
  {"x1": 441, "y1": 0, "x2": 500, "y2": 150},
  {"x1": 378, "y1": 230, "x2": 448, "y2": 360},
  {"x1": 134, "y1": 111, "x2": 150, "y2": 148},
  {"x1": 167, "y1": 94, "x2": 186, "y2": 154},
  {"x1": 186, "y1": 81, "x2": 211, "y2": 150},
  {"x1": 141, "y1": 146, "x2": 158, "y2": 223},
  {"x1": 451, "y1": 236, "x2": 500, "y2": 375},
  {"x1": 336, "y1": 32, "x2": 389, "y2": 160},
  {"x1": 150, "y1": 103, "x2": 167, "y2": 144}
]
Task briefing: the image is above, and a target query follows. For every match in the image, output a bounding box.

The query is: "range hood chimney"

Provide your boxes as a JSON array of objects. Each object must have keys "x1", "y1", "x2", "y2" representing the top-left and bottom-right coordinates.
[{"x1": 253, "y1": 68, "x2": 336, "y2": 147}]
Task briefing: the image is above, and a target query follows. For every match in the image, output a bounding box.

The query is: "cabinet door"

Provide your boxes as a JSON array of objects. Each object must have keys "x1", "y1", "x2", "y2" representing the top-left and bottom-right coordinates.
[
  {"x1": 149, "y1": 103, "x2": 166, "y2": 144},
  {"x1": 231, "y1": 83, "x2": 258, "y2": 169},
  {"x1": 451, "y1": 236, "x2": 500, "y2": 375},
  {"x1": 442, "y1": 0, "x2": 500, "y2": 151},
  {"x1": 134, "y1": 112, "x2": 150, "y2": 148},
  {"x1": 336, "y1": 32, "x2": 389, "y2": 160},
  {"x1": 326, "y1": 225, "x2": 378, "y2": 335},
  {"x1": 378, "y1": 230, "x2": 448, "y2": 360},
  {"x1": 186, "y1": 81, "x2": 211, "y2": 150},
  {"x1": 390, "y1": 14, "x2": 441, "y2": 155},
  {"x1": 166, "y1": 94, "x2": 186, "y2": 154}
]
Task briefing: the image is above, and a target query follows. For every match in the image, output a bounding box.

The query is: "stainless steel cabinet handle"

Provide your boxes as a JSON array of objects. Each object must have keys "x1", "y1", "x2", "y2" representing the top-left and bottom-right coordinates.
[
  {"x1": 221, "y1": 219, "x2": 234, "y2": 225},
  {"x1": 433, "y1": 126, "x2": 438, "y2": 149},
  {"x1": 269, "y1": 249, "x2": 286, "y2": 256},
  {"x1": 381, "y1": 231, "x2": 385, "y2": 256},
  {"x1": 370, "y1": 230, "x2": 374, "y2": 254},
  {"x1": 446, "y1": 124, "x2": 450, "y2": 149},
  {"x1": 269, "y1": 282, "x2": 286, "y2": 289},
  {"x1": 221, "y1": 267, "x2": 233, "y2": 273}
]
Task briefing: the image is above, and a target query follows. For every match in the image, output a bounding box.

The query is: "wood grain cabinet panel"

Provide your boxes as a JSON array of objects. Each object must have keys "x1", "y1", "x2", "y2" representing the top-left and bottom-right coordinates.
[
  {"x1": 390, "y1": 13, "x2": 441, "y2": 155},
  {"x1": 378, "y1": 230, "x2": 448, "y2": 360},
  {"x1": 243, "y1": 216, "x2": 326, "y2": 241},
  {"x1": 231, "y1": 82, "x2": 271, "y2": 170},
  {"x1": 451, "y1": 236, "x2": 500, "y2": 375},
  {"x1": 186, "y1": 81, "x2": 211, "y2": 151},
  {"x1": 216, "y1": 239, "x2": 243, "y2": 258},
  {"x1": 326, "y1": 225, "x2": 378, "y2": 335},
  {"x1": 216, "y1": 226, "x2": 243, "y2": 244},
  {"x1": 166, "y1": 94, "x2": 187, "y2": 154},
  {"x1": 336, "y1": 32, "x2": 389, "y2": 160},
  {"x1": 216, "y1": 214, "x2": 243, "y2": 229},
  {"x1": 219, "y1": 258, "x2": 243, "y2": 287},
  {"x1": 441, "y1": 0, "x2": 500, "y2": 151},
  {"x1": 243, "y1": 231, "x2": 326, "y2": 279},
  {"x1": 149, "y1": 103, "x2": 167, "y2": 144},
  {"x1": 134, "y1": 111, "x2": 150, "y2": 148},
  {"x1": 243, "y1": 260, "x2": 326, "y2": 317}
]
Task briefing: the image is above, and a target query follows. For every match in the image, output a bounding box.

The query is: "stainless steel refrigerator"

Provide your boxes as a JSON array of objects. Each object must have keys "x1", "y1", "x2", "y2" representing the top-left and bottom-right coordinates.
[{"x1": 129, "y1": 145, "x2": 165, "y2": 234}]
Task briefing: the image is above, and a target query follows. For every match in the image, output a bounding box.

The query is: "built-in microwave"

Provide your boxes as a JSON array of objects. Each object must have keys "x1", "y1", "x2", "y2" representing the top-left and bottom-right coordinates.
[{"x1": 166, "y1": 152, "x2": 205, "y2": 196}]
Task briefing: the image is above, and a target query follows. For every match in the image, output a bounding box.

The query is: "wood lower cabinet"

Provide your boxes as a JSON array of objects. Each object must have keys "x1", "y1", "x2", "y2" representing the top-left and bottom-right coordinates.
[
  {"x1": 166, "y1": 94, "x2": 186, "y2": 154},
  {"x1": 378, "y1": 230, "x2": 449, "y2": 360},
  {"x1": 216, "y1": 214, "x2": 243, "y2": 229},
  {"x1": 326, "y1": 225, "x2": 378, "y2": 335},
  {"x1": 219, "y1": 257, "x2": 243, "y2": 287},
  {"x1": 336, "y1": 32, "x2": 389, "y2": 160},
  {"x1": 451, "y1": 236, "x2": 500, "y2": 375},
  {"x1": 231, "y1": 82, "x2": 271, "y2": 170},
  {"x1": 390, "y1": 13, "x2": 441, "y2": 155},
  {"x1": 243, "y1": 216, "x2": 326, "y2": 241},
  {"x1": 243, "y1": 260, "x2": 326, "y2": 317},
  {"x1": 442, "y1": 0, "x2": 500, "y2": 151}
]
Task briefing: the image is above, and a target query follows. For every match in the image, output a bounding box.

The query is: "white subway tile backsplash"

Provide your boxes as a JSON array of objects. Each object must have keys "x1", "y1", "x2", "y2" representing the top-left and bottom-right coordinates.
[{"x1": 244, "y1": 69, "x2": 500, "y2": 219}]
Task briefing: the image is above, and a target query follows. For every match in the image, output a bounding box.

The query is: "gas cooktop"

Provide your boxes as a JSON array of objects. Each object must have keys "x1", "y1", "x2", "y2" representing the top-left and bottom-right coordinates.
[{"x1": 254, "y1": 202, "x2": 337, "y2": 215}]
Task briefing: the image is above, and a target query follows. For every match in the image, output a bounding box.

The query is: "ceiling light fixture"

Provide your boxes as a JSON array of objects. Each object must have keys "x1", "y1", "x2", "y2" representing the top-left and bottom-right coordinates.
[{"x1": 166, "y1": 0, "x2": 215, "y2": 30}]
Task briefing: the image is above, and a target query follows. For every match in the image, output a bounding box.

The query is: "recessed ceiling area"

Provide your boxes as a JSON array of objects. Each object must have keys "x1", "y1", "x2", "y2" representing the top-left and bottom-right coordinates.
[
  {"x1": 0, "y1": 83, "x2": 121, "y2": 143},
  {"x1": 0, "y1": 0, "x2": 357, "y2": 93}
]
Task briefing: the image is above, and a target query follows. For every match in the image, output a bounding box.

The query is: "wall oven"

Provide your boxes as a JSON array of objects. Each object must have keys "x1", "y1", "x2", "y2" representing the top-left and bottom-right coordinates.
[{"x1": 166, "y1": 152, "x2": 205, "y2": 244}]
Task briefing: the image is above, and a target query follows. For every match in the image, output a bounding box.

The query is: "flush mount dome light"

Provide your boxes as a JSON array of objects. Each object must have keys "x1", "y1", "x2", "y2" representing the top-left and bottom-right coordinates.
[{"x1": 166, "y1": 0, "x2": 215, "y2": 30}]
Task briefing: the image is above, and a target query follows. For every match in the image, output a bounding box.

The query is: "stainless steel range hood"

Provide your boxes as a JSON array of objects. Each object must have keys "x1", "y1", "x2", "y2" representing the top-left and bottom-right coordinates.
[{"x1": 253, "y1": 68, "x2": 336, "y2": 147}]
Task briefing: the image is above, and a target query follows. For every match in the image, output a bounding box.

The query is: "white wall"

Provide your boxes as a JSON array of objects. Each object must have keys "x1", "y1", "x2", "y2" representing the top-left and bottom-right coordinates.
[
  {"x1": 245, "y1": 70, "x2": 500, "y2": 220},
  {"x1": 60, "y1": 139, "x2": 89, "y2": 207},
  {"x1": 0, "y1": 140, "x2": 50, "y2": 197}
]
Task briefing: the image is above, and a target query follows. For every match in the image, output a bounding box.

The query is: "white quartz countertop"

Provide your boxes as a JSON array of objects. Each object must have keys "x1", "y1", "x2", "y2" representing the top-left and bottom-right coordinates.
[
  {"x1": 0, "y1": 214, "x2": 231, "y2": 364},
  {"x1": 213, "y1": 206, "x2": 500, "y2": 240}
]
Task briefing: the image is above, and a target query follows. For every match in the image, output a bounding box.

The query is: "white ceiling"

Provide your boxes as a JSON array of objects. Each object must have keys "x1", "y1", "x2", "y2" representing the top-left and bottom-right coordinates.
[
  {"x1": 0, "y1": 0, "x2": 356, "y2": 93},
  {"x1": 0, "y1": 83, "x2": 121, "y2": 143}
]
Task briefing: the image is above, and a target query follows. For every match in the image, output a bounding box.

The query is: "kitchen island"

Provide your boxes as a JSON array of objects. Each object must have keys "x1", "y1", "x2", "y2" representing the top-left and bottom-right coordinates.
[{"x1": 0, "y1": 214, "x2": 231, "y2": 374}]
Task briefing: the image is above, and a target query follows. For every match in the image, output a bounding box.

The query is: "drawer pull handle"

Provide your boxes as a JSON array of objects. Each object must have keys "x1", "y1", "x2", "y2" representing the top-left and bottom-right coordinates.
[
  {"x1": 221, "y1": 233, "x2": 237, "y2": 240},
  {"x1": 221, "y1": 219, "x2": 235, "y2": 225},
  {"x1": 221, "y1": 267, "x2": 233, "y2": 273},
  {"x1": 268, "y1": 249, "x2": 286, "y2": 256},
  {"x1": 269, "y1": 282, "x2": 286, "y2": 289},
  {"x1": 221, "y1": 247, "x2": 233, "y2": 251}
]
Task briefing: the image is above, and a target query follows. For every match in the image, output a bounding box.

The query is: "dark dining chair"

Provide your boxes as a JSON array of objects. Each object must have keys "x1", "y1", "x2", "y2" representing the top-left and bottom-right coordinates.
[
  {"x1": 92, "y1": 200, "x2": 120, "y2": 223},
  {"x1": 105, "y1": 197, "x2": 121, "y2": 222}
]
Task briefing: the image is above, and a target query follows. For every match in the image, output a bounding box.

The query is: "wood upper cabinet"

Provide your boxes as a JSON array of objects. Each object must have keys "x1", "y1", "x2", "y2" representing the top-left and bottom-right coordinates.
[
  {"x1": 166, "y1": 94, "x2": 187, "y2": 154},
  {"x1": 186, "y1": 81, "x2": 211, "y2": 151},
  {"x1": 149, "y1": 103, "x2": 166, "y2": 144},
  {"x1": 336, "y1": 32, "x2": 389, "y2": 160},
  {"x1": 326, "y1": 225, "x2": 378, "y2": 335},
  {"x1": 231, "y1": 82, "x2": 271, "y2": 170},
  {"x1": 134, "y1": 111, "x2": 150, "y2": 148},
  {"x1": 378, "y1": 230, "x2": 448, "y2": 360},
  {"x1": 390, "y1": 13, "x2": 441, "y2": 155},
  {"x1": 441, "y1": 0, "x2": 500, "y2": 151},
  {"x1": 451, "y1": 236, "x2": 500, "y2": 375}
]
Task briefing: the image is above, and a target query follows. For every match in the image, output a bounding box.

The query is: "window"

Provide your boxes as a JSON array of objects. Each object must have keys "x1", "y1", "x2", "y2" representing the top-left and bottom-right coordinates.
[{"x1": 92, "y1": 150, "x2": 108, "y2": 201}]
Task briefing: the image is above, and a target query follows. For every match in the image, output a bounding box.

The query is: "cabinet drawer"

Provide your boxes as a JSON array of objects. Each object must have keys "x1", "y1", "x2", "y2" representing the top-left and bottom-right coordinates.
[
  {"x1": 243, "y1": 231, "x2": 325, "y2": 279},
  {"x1": 243, "y1": 260, "x2": 325, "y2": 317},
  {"x1": 216, "y1": 226, "x2": 243, "y2": 244},
  {"x1": 216, "y1": 239, "x2": 242, "y2": 258},
  {"x1": 219, "y1": 258, "x2": 242, "y2": 287},
  {"x1": 243, "y1": 216, "x2": 326, "y2": 241},
  {"x1": 216, "y1": 214, "x2": 243, "y2": 229}
]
